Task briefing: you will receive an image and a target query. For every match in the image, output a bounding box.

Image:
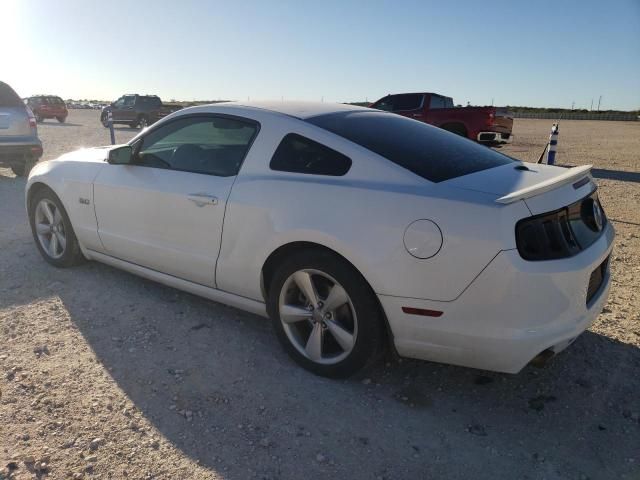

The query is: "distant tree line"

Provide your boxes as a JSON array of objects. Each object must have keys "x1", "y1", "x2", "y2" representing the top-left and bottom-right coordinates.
[
  {"x1": 505, "y1": 106, "x2": 639, "y2": 115},
  {"x1": 346, "y1": 101, "x2": 637, "y2": 114}
]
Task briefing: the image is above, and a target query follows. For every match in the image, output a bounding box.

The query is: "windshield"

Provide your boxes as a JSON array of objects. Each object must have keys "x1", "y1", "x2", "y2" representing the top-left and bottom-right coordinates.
[{"x1": 307, "y1": 111, "x2": 514, "y2": 182}]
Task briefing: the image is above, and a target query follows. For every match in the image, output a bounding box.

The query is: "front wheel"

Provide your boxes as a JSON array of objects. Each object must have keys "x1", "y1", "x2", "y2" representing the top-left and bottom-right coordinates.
[
  {"x1": 29, "y1": 188, "x2": 85, "y2": 267},
  {"x1": 56, "y1": 116, "x2": 66, "y2": 123},
  {"x1": 101, "y1": 113, "x2": 110, "y2": 128},
  {"x1": 267, "y1": 250, "x2": 384, "y2": 378}
]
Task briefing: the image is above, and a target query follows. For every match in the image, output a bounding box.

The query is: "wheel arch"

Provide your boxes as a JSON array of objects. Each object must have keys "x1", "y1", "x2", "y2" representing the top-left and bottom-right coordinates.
[
  {"x1": 26, "y1": 181, "x2": 58, "y2": 212},
  {"x1": 260, "y1": 241, "x2": 396, "y2": 352},
  {"x1": 439, "y1": 122, "x2": 469, "y2": 138}
]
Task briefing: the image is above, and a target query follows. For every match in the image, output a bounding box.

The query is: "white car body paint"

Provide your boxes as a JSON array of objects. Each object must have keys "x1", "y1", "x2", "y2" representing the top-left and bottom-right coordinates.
[{"x1": 26, "y1": 101, "x2": 615, "y2": 373}]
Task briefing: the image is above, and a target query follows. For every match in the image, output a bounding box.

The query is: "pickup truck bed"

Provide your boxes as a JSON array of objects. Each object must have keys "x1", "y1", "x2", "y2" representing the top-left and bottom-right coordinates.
[{"x1": 370, "y1": 92, "x2": 513, "y2": 144}]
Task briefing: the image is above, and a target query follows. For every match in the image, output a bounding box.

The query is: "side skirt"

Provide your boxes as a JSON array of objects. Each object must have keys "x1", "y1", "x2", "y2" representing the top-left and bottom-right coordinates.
[{"x1": 85, "y1": 249, "x2": 268, "y2": 318}]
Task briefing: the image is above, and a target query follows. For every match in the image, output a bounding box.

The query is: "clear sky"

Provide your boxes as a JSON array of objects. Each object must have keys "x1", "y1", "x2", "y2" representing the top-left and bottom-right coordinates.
[{"x1": 3, "y1": 0, "x2": 639, "y2": 109}]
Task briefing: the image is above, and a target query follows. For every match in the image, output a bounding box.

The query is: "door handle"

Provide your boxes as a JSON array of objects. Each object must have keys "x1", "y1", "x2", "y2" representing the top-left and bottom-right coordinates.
[{"x1": 187, "y1": 193, "x2": 218, "y2": 207}]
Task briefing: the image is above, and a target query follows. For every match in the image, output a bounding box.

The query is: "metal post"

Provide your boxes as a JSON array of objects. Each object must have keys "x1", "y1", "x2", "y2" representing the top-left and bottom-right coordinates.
[
  {"x1": 108, "y1": 111, "x2": 115, "y2": 145},
  {"x1": 546, "y1": 123, "x2": 559, "y2": 165}
]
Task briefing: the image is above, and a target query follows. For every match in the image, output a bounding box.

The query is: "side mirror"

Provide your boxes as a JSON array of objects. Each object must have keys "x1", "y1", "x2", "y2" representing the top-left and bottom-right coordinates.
[{"x1": 107, "y1": 145, "x2": 133, "y2": 165}]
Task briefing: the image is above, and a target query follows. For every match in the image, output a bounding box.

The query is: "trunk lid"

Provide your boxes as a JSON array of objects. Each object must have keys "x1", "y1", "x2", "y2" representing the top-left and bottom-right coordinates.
[{"x1": 446, "y1": 162, "x2": 596, "y2": 215}]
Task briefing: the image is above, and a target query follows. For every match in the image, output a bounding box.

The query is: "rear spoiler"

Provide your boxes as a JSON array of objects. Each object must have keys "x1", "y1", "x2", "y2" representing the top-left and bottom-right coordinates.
[{"x1": 495, "y1": 165, "x2": 592, "y2": 204}]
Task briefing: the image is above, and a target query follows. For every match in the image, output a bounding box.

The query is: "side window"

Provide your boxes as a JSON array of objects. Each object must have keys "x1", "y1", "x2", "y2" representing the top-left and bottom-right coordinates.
[
  {"x1": 123, "y1": 95, "x2": 136, "y2": 107},
  {"x1": 113, "y1": 97, "x2": 125, "y2": 107},
  {"x1": 393, "y1": 94, "x2": 423, "y2": 111},
  {"x1": 270, "y1": 133, "x2": 351, "y2": 176},
  {"x1": 136, "y1": 115, "x2": 258, "y2": 176},
  {"x1": 429, "y1": 95, "x2": 447, "y2": 109}
]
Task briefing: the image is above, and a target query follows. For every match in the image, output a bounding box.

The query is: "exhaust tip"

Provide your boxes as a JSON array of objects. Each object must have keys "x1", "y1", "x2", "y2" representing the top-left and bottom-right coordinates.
[{"x1": 529, "y1": 348, "x2": 555, "y2": 368}]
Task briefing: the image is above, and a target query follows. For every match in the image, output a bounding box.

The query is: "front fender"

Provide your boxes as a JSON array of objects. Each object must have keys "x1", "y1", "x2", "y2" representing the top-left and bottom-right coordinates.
[{"x1": 26, "y1": 155, "x2": 108, "y2": 252}]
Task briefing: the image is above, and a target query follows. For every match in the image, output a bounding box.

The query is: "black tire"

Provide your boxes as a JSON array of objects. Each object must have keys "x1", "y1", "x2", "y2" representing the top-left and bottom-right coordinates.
[
  {"x1": 28, "y1": 187, "x2": 85, "y2": 268},
  {"x1": 135, "y1": 115, "x2": 149, "y2": 129},
  {"x1": 56, "y1": 116, "x2": 66, "y2": 123},
  {"x1": 11, "y1": 156, "x2": 37, "y2": 177},
  {"x1": 101, "y1": 113, "x2": 109, "y2": 128},
  {"x1": 35, "y1": 114, "x2": 43, "y2": 123},
  {"x1": 267, "y1": 250, "x2": 384, "y2": 378}
]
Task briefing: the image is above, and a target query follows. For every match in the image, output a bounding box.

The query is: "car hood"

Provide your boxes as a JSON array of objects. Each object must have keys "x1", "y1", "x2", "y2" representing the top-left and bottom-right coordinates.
[{"x1": 54, "y1": 145, "x2": 120, "y2": 163}]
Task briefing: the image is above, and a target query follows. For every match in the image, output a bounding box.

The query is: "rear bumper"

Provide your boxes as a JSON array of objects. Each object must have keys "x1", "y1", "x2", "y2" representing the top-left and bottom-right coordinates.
[
  {"x1": 35, "y1": 109, "x2": 67, "y2": 118},
  {"x1": 0, "y1": 138, "x2": 43, "y2": 163},
  {"x1": 477, "y1": 131, "x2": 512, "y2": 143},
  {"x1": 380, "y1": 222, "x2": 615, "y2": 373}
]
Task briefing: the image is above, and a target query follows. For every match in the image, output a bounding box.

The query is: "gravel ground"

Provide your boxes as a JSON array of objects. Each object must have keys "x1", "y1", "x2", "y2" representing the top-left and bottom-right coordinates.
[{"x1": 1, "y1": 110, "x2": 639, "y2": 480}]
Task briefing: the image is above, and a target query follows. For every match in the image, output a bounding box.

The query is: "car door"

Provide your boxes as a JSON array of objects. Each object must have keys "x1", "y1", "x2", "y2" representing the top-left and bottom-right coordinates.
[
  {"x1": 392, "y1": 93, "x2": 425, "y2": 121},
  {"x1": 110, "y1": 96, "x2": 126, "y2": 121},
  {"x1": 93, "y1": 114, "x2": 260, "y2": 287},
  {"x1": 119, "y1": 95, "x2": 137, "y2": 123}
]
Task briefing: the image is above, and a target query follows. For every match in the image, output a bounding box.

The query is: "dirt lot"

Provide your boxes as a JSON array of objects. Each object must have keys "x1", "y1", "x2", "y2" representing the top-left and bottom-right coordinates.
[{"x1": 1, "y1": 110, "x2": 639, "y2": 480}]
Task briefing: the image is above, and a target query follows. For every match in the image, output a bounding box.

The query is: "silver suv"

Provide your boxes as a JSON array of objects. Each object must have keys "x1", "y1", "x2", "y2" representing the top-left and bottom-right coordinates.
[{"x1": 0, "y1": 81, "x2": 43, "y2": 176}]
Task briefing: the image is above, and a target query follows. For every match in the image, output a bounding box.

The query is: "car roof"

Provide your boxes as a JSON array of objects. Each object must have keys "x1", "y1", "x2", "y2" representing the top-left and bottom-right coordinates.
[{"x1": 208, "y1": 101, "x2": 371, "y2": 120}]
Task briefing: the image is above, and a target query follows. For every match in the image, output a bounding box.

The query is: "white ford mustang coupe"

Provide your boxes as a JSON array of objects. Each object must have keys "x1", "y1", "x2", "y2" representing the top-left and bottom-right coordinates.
[{"x1": 26, "y1": 101, "x2": 614, "y2": 377}]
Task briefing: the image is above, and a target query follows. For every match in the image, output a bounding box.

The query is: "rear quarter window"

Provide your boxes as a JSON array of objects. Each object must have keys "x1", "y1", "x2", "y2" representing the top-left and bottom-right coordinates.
[
  {"x1": 307, "y1": 111, "x2": 514, "y2": 183},
  {"x1": 270, "y1": 133, "x2": 352, "y2": 176}
]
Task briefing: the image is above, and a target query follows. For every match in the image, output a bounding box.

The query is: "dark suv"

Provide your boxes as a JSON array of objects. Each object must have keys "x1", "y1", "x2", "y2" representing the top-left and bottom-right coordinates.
[
  {"x1": 0, "y1": 81, "x2": 43, "y2": 176},
  {"x1": 26, "y1": 95, "x2": 68, "y2": 123},
  {"x1": 100, "y1": 94, "x2": 182, "y2": 129}
]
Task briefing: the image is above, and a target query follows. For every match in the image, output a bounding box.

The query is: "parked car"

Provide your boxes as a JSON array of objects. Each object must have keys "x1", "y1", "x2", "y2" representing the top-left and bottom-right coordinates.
[
  {"x1": 0, "y1": 81, "x2": 42, "y2": 176},
  {"x1": 100, "y1": 94, "x2": 182, "y2": 129},
  {"x1": 25, "y1": 95, "x2": 68, "y2": 123},
  {"x1": 370, "y1": 92, "x2": 513, "y2": 143},
  {"x1": 26, "y1": 101, "x2": 614, "y2": 377}
]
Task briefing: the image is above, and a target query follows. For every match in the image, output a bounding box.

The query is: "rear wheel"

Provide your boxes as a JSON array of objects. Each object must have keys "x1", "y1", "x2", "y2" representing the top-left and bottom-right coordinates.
[
  {"x1": 267, "y1": 250, "x2": 384, "y2": 378},
  {"x1": 10, "y1": 156, "x2": 37, "y2": 177},
  {"x1": 35, "y1": 114, "x2": 43, "y2": 123},
  {"x1": 134, "y1": 115, "x2": 149, "y2": 129},
  {"x1": 56, "y1": 116, "x2": 66, "y2": 123},
  {"x1": 28, "y1": 188, "x2": 85, "y2": 267}
]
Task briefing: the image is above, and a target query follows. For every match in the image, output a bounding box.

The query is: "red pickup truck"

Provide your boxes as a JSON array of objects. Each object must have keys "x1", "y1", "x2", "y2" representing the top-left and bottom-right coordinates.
[{"x1": 370, "y1": 92, "x2": 513, "y2": 144}]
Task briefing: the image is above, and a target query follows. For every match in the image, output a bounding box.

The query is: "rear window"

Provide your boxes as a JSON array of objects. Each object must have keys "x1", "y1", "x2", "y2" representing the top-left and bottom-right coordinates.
[
  {"x1": 306, "y1": 111, "x2": 514, "y2": 183},
  {"x1": 141, "y1": 96, "x2": 161, "y2": 107},
  {"x1": 0, "y1": 82, "x2": 23, "y2": 107},
  {"x1": 47, "y1": 96, "x2": 64, "y2": 105},
  {"x1": 430, "y1": 95, "x2": 450, "y2": 109}
]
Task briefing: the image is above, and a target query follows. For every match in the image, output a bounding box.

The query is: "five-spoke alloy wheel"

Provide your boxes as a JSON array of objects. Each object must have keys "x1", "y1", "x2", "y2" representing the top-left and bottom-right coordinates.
[
  {"x1": 279, "y1": 269, "x2": 357, "y2": 365},
  {"x1": 268, "y1": 250, "x2": 384, "y2": 378},
  {"x1": 29, "y1": 187, "x2": 85, "y2": 267},
  {"x1": 34, "y1": 198, "x2": 67, "y2": 259}
]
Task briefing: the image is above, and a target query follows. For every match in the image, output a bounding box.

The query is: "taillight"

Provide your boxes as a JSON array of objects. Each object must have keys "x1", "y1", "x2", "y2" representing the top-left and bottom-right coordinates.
[
  {"x1": 487, "y1": 111, "x2": 495, "y2": 126},
  {"x1": 26, "y1": 107, "x2": 37, "y2": 128},
  {"x1": 515, "y1": 192, "x2": 606, "y2": 261}
]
